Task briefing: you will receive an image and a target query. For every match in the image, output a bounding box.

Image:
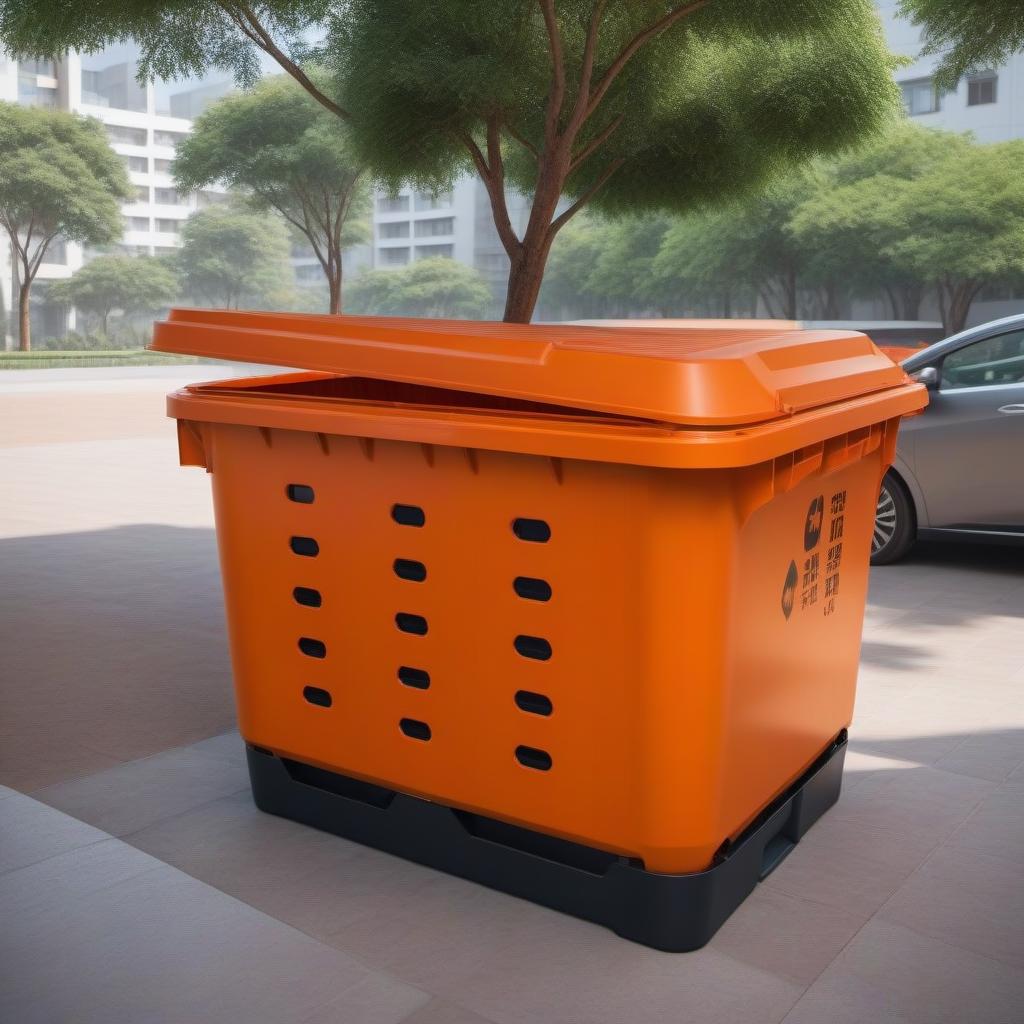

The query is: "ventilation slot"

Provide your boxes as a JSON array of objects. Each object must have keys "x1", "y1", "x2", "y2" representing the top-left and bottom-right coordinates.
[
  {"x1": 515, "y1": 690, "x2": 553, "y2": 716},
  {"x1": 302, "y1": 686, "x2": 332, "y2": 708},
  {"x1": 516, "y1": 745, "x2": 552, "y2": 771},
  {"x1": 392, "y1": 504, "x2": 425, "y2": 527},
  {"x1": 396, "y1": 613, "x2": 428, "y2": 636},
  {"x1": 298, "y1": 637, "x2": 327, "y2": 659},
  {"x1": 290, "y1": 536, "x2": 319, "y2": 557},
  {"x1": 512, "y1": 518, "x2": 550, "y2": 542},
  {"x1": 398, "y1": 666, "x2": 431, "y2": 690},
  {"x1": 514, "y1": 635, "x2": 552, "y2": 661},
  {"x1": 286, "y1": 484, "x2": 315, "y2": 504},
  {"x1": 293, "y1": 587, "x2": 322, "y2": 608},
  {"x1": 513, "y1": 576, "x2": 552, "y2": 602},
  {"x1": 400, "y1": 718, "x2": 431, "y2": 741},
  {"x1": 393, "y1": 558, "x2": 427, "y2": 582}
]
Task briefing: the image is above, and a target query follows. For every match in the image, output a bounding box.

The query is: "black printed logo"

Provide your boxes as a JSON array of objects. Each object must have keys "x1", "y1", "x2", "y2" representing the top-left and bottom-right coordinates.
[
  {"x1": 804, "y1": 496, "x2": 824, "y2": 551},
  {"x1": 781, "y1": 560, "x2": 798, "y2": 620}
]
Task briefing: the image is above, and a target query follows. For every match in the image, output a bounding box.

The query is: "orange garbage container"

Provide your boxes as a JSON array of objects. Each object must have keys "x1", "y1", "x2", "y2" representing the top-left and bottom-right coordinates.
[{"x1": 153, "y1": 311, "x2": 927, "y2": 950}]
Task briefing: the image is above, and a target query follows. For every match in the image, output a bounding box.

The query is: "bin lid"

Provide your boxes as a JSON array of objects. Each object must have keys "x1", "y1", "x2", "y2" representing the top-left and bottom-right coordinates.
[{"x1": 151, "y1": 309, "x2": 910, "y2": 427}]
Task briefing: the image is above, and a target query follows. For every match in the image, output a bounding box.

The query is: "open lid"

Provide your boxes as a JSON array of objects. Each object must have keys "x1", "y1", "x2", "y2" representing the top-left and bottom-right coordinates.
[{"x1": 150, "y1": 309, "x2": 909, "y2": 427}]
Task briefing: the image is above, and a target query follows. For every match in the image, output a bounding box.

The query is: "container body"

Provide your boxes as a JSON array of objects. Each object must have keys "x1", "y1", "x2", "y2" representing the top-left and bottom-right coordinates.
[{"x1": 187, "y1": 392, "x2": 898, "y2": 873}]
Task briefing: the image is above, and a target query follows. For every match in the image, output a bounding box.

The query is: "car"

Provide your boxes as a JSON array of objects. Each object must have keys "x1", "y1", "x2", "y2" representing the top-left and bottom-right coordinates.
[{"x1": 872, "y1": 313, "x2": 1024, "y2": 565}]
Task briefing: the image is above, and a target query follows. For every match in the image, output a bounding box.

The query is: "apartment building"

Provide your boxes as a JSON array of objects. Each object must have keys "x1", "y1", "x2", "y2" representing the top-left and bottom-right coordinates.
[{"x1": 0, "y1": 46, "x2": 231, "y2": 346}]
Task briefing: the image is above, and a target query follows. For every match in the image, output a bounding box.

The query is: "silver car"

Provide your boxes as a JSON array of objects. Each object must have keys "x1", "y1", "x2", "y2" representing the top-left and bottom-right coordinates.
[{"x1": 872, "y1": 314, "x2": 1024, "y2": 564}]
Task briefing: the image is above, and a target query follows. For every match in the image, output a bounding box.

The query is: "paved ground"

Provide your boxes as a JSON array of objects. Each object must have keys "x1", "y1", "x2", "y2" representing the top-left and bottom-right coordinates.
[{"x1": 2, "y1": 370, "x2": 1022, "y2": 1024}]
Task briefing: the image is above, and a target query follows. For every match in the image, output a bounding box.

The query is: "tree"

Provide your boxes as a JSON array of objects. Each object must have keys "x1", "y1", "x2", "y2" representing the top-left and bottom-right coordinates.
[
  {"x1": 0, "y1": 1, "x2": 900, "y2": 323},
  {"x1": 0, "y1": 102, "x2": 130, "y2": 350},
  {"x1": 789, "y1": 126, "x2": 970, "y2": 321},
  {"x1": 899, "y1": 1, "x2": 1024, "y2": 91},
  {"x1": 881, "y1": 140, "x2": 1024, "y2": 333},
  {"x1": 49, "y1": 254, "x2": 178, "y2": 336},
  {"x1": 348, "y1": 257, "x2": 492, "y2": 318},
  {"x1": 176, "y1": 202, "x2": 295, "y2": 309},
  {"x1": 174, "y1": 74, "x2": 369, "y2": 315}
]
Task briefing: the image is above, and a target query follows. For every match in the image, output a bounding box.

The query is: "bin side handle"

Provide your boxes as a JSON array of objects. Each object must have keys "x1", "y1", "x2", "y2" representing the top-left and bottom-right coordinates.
[{"x1": 176, "y1": 420, "x2": 209, "y2": 471}]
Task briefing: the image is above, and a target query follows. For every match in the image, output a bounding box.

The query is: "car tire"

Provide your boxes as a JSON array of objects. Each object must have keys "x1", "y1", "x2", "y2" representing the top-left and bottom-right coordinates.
[{"x1": 871, "y1": 472, "x2": 915, "y2": 566}]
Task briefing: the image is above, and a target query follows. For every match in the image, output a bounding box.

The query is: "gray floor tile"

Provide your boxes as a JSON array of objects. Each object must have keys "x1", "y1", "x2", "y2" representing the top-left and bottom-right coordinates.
[
  {"x1": 33, "y1": 742, "x2": 250, "y2": 837},
  {"x1": 780, "y1": 919, "x2": 1024, "y2": 1024},
  {"x1": 400, "y1": 999, "x2": 498, "y2": 1024},
  {"x1": 0, "y1": 789, "x2": 109, "y2": 874},
  {"x1": 298, "y1": 973, "x2": 432, "y2": 1024},
  {"x1": 711, "y1": 884, "x2": 868, "y2": 986},
  {"x1": 0, "y1": 816, "x2": 421, "y2": 1024},
  {"x1": 878, "y1": 844, "x2": 1024, "y2": 970},
  {"x1": 944, "y1": 780, "x2": 1024, "y2": 864}
]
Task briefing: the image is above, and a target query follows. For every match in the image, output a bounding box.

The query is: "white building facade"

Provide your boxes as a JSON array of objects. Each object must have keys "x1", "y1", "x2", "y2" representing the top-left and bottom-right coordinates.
[{"x1": 0, "y1": 46, "x2": 232, "y2": 347}]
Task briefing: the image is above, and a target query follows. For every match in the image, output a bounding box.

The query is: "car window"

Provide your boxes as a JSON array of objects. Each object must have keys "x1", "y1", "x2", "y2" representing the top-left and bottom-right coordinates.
[{"x1": 941, "y1": 329, "x2": 1024, "y2": 389}]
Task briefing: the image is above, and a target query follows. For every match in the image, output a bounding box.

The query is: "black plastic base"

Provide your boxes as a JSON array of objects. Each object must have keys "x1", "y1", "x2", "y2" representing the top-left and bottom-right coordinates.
[{"x1": 247, "y1": 732, "x2": 847, "y2": 952}]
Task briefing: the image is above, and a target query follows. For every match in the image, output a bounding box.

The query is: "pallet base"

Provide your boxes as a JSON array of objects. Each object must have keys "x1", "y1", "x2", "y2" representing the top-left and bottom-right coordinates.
[{"x1": 247, "y1": 732, "x2": 847, "y2": 952}]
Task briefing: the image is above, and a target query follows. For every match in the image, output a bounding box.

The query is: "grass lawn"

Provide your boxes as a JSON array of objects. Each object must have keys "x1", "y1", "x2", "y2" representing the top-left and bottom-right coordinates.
[{"x1": 0, "y1": 349, "x2": 195, "y2": 370}]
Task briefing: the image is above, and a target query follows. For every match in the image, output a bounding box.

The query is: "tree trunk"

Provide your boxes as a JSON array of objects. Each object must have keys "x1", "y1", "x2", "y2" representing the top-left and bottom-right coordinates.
[
  {"x1": 328, "y1": 247, "x2": 343, "y2": 315},
  {"x1": 101, "y1": 310, "x2": 109, "y2": 336},
  {"x1": 18, "y1": 282, "x2": 31, "y2": 352},
  {"x1": 945, "y1": 280, "x2": 979, "y2": 335},
  {"x1": 899, "y1": 284, "x2": 923, "y2": 321},
  {"x1": 783, "y1": 268, "x2": 798, "y2": 320},
  {"x1": 503, "y1": 230, "x2": 558, "y2": 323}
]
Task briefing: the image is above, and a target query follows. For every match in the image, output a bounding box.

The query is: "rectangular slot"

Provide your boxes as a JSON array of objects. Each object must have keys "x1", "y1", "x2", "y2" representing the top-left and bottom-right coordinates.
[
  {"x1": 286, "y1": 484, "x2": 315, "y2": 503},
  {"x1": 513, "y1": 576, "x2": 552, "y2": 601},
  {"x1": 515, "y1": 745, "x2": 552, "y2": 771},
  {"x1": 393, "y1": 558, "x2": 427, "y2": 582},
  {"x1": 396, "y1": 613, "x2": 428, "y2": 636},
  {"x1": 293, "y1": 587, "x2": 322, "y2": 608},
  {"x1": 514, "y1": 635, "x2": 551, "y2": 661},
  {"x1": 290, "y1": 536, "x2": 319, "y2": 557},
  {"x1": 400, "y1": 718, "x2": 431, "y2": 741},
  {"x1": 515, "y1": 690, "x2": 553, "y2": 716},
  {"x1": 392, "y1": 504, "x2": 425, "y2": 527},
  {"x1": 512, "y1": 518, "x2": 551, "y2": 542},
  {"x1": 298, "y1": 637, "x2": 327, "y2": 659},
  {"x1": 302, "y1": 685, "x2": 332, "y2": 708},
  {"x1": 398, "y1": 666, "x2": 431, "y2": 690}
]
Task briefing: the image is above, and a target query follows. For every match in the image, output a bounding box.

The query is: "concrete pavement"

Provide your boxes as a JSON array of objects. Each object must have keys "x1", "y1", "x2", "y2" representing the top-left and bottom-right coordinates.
[{"x1": 1, "y1": 370, "x2": 1022, "y2": 1023}]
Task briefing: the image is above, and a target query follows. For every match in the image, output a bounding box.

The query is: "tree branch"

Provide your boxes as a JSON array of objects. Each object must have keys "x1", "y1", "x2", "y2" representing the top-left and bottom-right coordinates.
[
  {"x1": 568, "y1": 112, "x2": 623, "y2": 176},
  {"x1": 567, "y1": 0, "x2": 608, "y2": 132},
  {"x1": 504, "y1": 122, "x2": 539, "y2": 160},
  {"x1": 585, "y1": 0, "x2": 708, "y2": 120},
  {"x1": 224, "y1": 2, "x2": 353, "y2": 121},
  {"x1": 549, "y1": 156, "x2": 624, "y2": 235},
  {"x1": 485, "y1": 115, "x2": 523, "y2": 257},
  {"x1": 457, "y1": 130, "x2": 491, "y2": 179},
  {"x1": 538, "y1": 0, "x2": 566, "y2": 142}
]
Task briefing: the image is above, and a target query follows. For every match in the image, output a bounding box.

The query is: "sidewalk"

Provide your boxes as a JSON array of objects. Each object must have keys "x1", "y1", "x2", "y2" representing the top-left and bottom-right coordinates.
[{"x1": 2, "y1": 374, "x2": 1022, "y2": 1024}]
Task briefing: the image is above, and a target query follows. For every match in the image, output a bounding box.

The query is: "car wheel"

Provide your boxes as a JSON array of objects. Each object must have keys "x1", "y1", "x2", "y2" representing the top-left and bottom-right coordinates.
[{"x1": 871, "y1": 473, "x2": 915, "y2": 566}]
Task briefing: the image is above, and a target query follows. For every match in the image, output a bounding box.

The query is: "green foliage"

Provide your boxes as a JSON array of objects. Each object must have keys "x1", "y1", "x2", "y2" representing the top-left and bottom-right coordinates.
[
  {"x1": 898, "y1": 1, "x2": 1024, "y2": 92},
  {"x1": 0, "y1": 101, "x2": 131, "y2": 347},
  {"x1": 48, "y1": 254, "x2": 178, "y2": 334},
  {"x1": 174, "y1": 74, "x2": 370, "y2": 310},
  {"x1": 348, "y1": 258, "x2": 492, "y2": 318},
  {"x1": 175, "y1": 201, "x2": 295, "y2": 309},
  {"x1": 0, "y1": 0, "x2": 902, "y2": 320}
]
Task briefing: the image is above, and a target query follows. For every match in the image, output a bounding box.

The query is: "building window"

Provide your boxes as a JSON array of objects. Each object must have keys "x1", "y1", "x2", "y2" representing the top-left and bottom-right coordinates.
[
  {"x1": 124, "y1": 155, "x2": 148, "y2": 173},
  {"x1": 127, "y1": 216, "x2": 150, "y2": 232},
  {"x1": 415, "y1": 244, "x2": 454, "y2": 260},
  {"x1": 900, "y1": 78, "x2": 939, "y2": 116},
  {"x1": 377, "y1": 195, "x2": 410, "y2": 213},
  {"x1": 414, "y1": 217, "x2": 454, "y2": 238},
  {"x1": 153, "y1": 246, "x2": 178, "y2": 257},
  {"x1": 106, "y1": 124, "x2": 148, "y2": 147},
  {"x1": 153, "y1": 129, "x2": 188, "y2": 148},
  {"x1": 380, "y1": 247, "x2": 410, "y2": 266},
  {"x1": 379, "y1": 221, "x2": 411, "y2": 239},
  {"x1": 19, "y1": 57, "x2": 56, "y2": 77},
  {"x1": 414, "y1": 190, "x2": 452, "y2": 211},
  {"x1": 154, "y1": 188, "x2": 181, "y2": 205},
  {"x1": 134, "y1": 185, "x2": 150, "y2": 203},
  {"x1": 153, "y1": 158, "x2": 174, "y2": 174},
  {"x1": 156, "y1": 218, "x2": 182, "y2": 233},
  {"x1": 197, "y1": 190, "x2": 226, "y2": 208},
  {"x1": 967, "y1": 72, "x2": 997, "y2": 106},
  {"x1": 17, "y1": 75, "x2": 57, "y2": 108},
  {"x1": 80, "y1": 45, "x2": 147, "y2": 112},
  {"x1": 120, "y1": 244, "x2": 151, "y2": 257}
]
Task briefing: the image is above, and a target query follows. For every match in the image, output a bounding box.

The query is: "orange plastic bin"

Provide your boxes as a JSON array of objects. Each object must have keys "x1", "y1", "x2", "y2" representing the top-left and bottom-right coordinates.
[{"x1": 153, "y1": 311, "x2": 927, "y2": 950}]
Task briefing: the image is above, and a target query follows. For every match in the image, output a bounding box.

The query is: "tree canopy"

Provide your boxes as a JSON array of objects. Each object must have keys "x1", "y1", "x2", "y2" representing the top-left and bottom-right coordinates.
[
  {"x1": 348, "y1": 257, "x2": 492, "y2": 318},
  {"x1": 898, "y1": 1, "x2": 1024, "y2": 91},
  {"x1": 175, "y1": 201, "x2": 295, "y2": 309},
  {"x1": 49, "y1": 254, "x2": 179, "y2": 336},
  {"x1": 174, "y1": 74, "x2": 370, "y2": 314},
  {"x1": 0, "y1": 0, "x2": 901, "y2": 322},
  {"x1": 0, "y1": 101, "x2": 130, "y2": 349}
]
